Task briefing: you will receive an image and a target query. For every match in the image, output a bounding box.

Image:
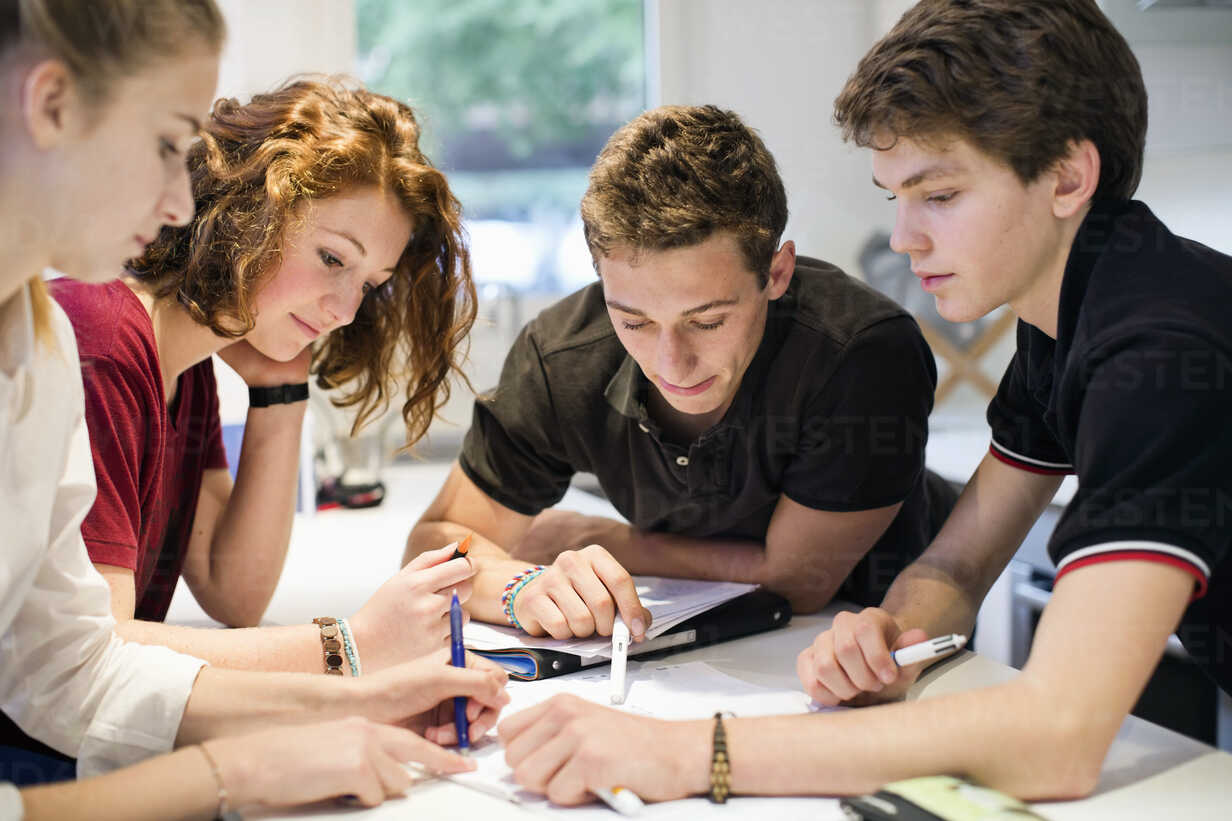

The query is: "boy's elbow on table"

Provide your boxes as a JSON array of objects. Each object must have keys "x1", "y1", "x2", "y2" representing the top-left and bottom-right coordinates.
[
  {"x1": 761, "y1": 566, "x2": 840, "y2": 615},
  {"x1": 1005, "y1": 736, "x2": 1104, "y2": 802},
  {"x1": 970, "y1": 684, "x2": 1110, "y2": 802},
  {"x1": 776, "y1": 587, "x2": 833, "y2": 615}
]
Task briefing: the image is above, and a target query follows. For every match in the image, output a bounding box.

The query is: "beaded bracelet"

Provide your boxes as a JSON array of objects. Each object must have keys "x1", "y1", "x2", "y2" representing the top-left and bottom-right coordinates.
[
  {"x1": 311, "y1": 617, "x2": 344, "y2": 675},
  {"x1": 709, "y1": 712, "x2": 732, "y2": 803},
  {"x1": 501, "y1": 565, "x2": 545, "y2": 632},
  {"x1": 199, "y1": 742, "x2": 230, "y2": 818},
  {"x1": 338, "y1": 617, "x2": 362, "y2": 677}
]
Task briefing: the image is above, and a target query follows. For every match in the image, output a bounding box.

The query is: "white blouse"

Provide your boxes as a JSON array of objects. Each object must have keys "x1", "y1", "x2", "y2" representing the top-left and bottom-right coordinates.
[{"x1": 0, "y1": 284, "x2": 206, "y2": 817}]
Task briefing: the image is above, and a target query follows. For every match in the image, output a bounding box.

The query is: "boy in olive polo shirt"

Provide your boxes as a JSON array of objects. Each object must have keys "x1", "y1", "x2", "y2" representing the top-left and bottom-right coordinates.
[{"x1": 406, "y1": 105, "x2": 955, "y2": 639}]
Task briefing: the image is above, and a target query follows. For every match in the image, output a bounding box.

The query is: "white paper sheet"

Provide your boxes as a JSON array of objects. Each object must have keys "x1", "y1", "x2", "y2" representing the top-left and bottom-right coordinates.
[
  {"x1": 244, "y1": 664, "x2": 847, "y2": 820},
  {"x1": 464, "y1": 576, "x2": 757, "y2": 659},
  {"x1": 445, "y1": 661, "x2": 842, "y2": 818}
]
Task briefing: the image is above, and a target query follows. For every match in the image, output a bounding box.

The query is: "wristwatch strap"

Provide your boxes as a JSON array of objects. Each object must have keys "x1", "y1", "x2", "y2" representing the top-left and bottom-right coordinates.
[{"x1": 249, "y1": 382, "x2": 309, "y2": 407}]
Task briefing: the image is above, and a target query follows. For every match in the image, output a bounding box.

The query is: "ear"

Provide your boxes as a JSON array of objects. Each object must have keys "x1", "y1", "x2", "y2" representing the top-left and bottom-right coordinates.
[
  {"x1": 21, "y1": 58, "x2": 81, "y2": 150},
  {"x1": 1052, "y1": 139, "x2": 1100, "y2": 219},
  {"x1": 764, "y1": 240, "x2": 795, "y2": 300}
]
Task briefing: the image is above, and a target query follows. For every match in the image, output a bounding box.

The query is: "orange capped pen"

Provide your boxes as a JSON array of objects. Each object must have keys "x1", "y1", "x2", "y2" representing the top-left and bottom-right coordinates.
[{"x1": 449, "y1": 533, "x2": 473, "y2": 562}]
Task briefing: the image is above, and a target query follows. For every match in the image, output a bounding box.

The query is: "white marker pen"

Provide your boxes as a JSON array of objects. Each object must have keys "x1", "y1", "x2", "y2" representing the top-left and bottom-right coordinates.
[
  {"x1": 609, "y1": 615, "x2": 630, "y2": 704},
  {"x1": 893, "y1": 633, "x2": 968, "y2": 667}
]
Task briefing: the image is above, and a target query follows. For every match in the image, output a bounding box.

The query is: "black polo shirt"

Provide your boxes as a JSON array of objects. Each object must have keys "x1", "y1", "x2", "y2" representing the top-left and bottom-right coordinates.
[
  {"x1": 987, "y1": 200, "x2": 1232, "y2": 694},
  {"x1": 459, "y1": 256, "x2": 955, "y2": 605}
]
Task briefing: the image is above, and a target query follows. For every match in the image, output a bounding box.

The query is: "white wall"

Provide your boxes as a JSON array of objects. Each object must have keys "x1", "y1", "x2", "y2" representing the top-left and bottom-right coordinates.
[
  {"x1": 652, "y1": 0, "x2": 1232, "y2": 272},
  {"x1": 1103, "y1": 0, "x2": 1232, "y2": 254},
  {"x1": 214, "y1": 0, "x2": 357, "y2": 103},
  {"x1": 653, "y1": 0, "x2": 890, "y2": 279}
]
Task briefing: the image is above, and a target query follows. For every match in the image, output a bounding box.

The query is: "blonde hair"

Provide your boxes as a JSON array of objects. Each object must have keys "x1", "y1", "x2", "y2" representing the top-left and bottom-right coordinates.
[
  {"x1": 5, "y1": 0, "x2": 226, "y2": 103},
  {"x1": 2, "y1": 0, "x2": 227, "y2": 345}
]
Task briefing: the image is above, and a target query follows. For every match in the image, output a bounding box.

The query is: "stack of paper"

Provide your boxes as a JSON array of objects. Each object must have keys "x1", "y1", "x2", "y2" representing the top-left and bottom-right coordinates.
[{"x1": 464, "y1": 576, "x2": 757, "y2": 660}]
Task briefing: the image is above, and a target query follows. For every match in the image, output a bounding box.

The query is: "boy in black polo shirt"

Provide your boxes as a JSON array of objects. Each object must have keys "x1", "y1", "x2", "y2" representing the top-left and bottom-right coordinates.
[
  {"x1": 493, "y1": 0, "x2": 1232, "y2": 805},
  {"x1": 406, "y1": 105, "x2": 955, "y2": 639}
]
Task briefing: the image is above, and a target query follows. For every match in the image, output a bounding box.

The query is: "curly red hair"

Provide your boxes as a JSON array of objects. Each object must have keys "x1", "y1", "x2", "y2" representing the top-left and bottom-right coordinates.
[{"x1": 130, "y1": 78, "x2": 476, "y2": 446}]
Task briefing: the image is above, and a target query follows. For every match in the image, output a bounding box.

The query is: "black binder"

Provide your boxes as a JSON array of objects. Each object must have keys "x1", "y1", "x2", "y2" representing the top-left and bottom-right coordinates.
[{"x1": 471, "y1": 589, "x2": 792, "y2": 680}]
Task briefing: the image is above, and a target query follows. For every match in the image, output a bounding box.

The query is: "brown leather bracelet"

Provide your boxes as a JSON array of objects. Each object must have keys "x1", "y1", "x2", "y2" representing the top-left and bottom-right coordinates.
[
  {"x1": 709, "y1": 711, "x2": 731, "y2": 803},
  {"x1": 312, "y1": 617, "x2": 345, "y2": 675}
]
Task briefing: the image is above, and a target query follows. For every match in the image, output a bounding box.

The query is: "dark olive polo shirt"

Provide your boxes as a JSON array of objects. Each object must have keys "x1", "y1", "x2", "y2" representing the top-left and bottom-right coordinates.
[
  {"x1": 987, "y1": 200, "x2": 1232, "y2": 695},
  {"x1": 460, "y1": 256, "x2": 954, "y2": 603}
]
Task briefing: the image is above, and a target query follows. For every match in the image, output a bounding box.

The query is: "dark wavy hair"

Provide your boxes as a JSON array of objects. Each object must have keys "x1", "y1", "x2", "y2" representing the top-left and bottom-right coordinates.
[
  {"x1": 130, "y1": 78, "x2": 476, "y2": 446},
  {"x1": 580, "y1": 105, "x2": 788, "y2": 287},
  {"x1": 834, "y1": 0, "x2": 1147, "y2": 201}
]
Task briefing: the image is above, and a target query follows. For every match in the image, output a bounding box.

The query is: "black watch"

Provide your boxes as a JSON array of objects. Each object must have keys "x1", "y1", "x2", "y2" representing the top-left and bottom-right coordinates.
[{"x1": 248, "y1": 382, "x2": 309, "y2": 407}]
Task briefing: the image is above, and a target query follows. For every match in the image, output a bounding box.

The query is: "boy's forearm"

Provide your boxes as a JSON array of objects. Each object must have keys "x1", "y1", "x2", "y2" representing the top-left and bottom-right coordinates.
[
  {"x1": 604, "y1": 520, "x2": 768, "y2": 585},
  {"x1": 877, "y1": 453, "x2": 1065, "y2": 634},
  {"x1": 570, "y1": 516, "x2": 846, "y2": 613},
  {"x1": 721, "y1": 677, "x2": 1101, "y2": 800},
  {"x1": 876, "y1": 558, "x2": 984, "y2": 638}
]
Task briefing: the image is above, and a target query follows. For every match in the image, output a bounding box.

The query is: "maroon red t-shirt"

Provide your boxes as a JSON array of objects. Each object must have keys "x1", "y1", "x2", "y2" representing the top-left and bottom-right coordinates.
[{"x1": 50, "y1": 279, "x2": 227, "y2": 621}]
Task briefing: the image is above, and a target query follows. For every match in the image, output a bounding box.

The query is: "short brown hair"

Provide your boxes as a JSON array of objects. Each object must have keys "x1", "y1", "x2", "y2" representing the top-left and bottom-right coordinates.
[
  {"x1": 131, "y1": 78, "x2": 477, "y2": 447},
  {"x1": 834, "y1": 0, "x2": 1147, "y2": 201},
  {"x1": 580, "y1": 105, "x2": 788, "y2": 286}
]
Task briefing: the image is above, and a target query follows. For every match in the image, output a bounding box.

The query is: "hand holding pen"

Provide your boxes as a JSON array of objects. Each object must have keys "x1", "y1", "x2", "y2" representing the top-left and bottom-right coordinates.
[
  {"x1": 347, "y1": 537, "x2": 477, "y2": 672},
  {"x1": 449, "y1": 590, "x2": 471, "y2": 752},
  {"x1": 796, "y1": 606, "x2": 967, "y2": 707}
]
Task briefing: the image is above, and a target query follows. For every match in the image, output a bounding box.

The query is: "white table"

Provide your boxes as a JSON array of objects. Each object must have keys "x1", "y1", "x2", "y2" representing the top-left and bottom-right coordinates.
[
  {"x1": 166, "y1": 462, "x2": 1232, "y2": 819},
  {"x1": 232, "y1": 607, "x2": 1232, "y2": 820}
]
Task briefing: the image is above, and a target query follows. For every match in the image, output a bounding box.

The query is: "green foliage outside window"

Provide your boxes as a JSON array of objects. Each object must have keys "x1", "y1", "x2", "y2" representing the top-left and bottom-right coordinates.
[{"x1": 356, "y1": 0, "x2": 644, "y2": 165}]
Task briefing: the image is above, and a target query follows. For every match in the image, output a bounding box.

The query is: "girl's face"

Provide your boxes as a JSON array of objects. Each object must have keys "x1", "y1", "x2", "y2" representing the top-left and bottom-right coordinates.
[
  {"x1": 246, "y1": 186, "x2": 414, "y2": 362},
  {"x1": 42, "y1": 49, "x2": 219, "y2": 281}
]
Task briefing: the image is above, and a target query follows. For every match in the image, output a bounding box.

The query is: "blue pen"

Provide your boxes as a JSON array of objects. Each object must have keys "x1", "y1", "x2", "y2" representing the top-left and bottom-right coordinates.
[{"x1": 449, "y1": 590, "x2": 470, "y2": 752}]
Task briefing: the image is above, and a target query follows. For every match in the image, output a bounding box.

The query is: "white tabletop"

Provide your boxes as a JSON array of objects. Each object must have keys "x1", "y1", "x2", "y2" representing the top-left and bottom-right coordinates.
[
  {"x1": 235, "y1": 608, "x2": 1232, "y2": 820},
  {"x1": 164, "y1": 462, "x2": 1232, "y2": 819}
]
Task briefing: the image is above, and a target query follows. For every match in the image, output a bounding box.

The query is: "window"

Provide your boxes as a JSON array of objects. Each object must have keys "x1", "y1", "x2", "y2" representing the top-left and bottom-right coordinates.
[{"x1": 356, "y1": 0, "x2": 647, "y2": 295}]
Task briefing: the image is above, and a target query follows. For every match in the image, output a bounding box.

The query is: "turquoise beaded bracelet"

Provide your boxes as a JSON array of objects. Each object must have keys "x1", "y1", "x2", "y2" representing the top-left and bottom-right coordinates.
[{"x1": 338, "y1": 617, "x2": 362, "y2": 676}]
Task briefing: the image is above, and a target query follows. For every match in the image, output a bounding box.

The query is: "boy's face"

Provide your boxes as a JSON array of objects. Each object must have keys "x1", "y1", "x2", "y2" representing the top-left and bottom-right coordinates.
[
  {"x1": 599, "y1": 232, "x2": 793, "y2": 423},
  {"x1": 872, "y1": 136, "x2": 1068, "y2": 324}
]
